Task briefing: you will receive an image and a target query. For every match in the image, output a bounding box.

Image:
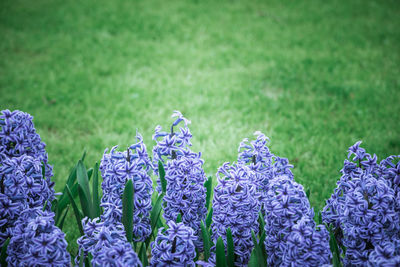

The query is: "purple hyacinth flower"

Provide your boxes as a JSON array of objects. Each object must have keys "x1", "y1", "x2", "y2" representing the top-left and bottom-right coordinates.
[
  {"x1": 0, "y1": 110, "x2": 53, "y2": 178},
  {"x1": 150, "y1": 221, "x2": 197, "y2": 266},
  {"x1": 210, "y1": 162, "x2": 261, "y2": 266},
  {"x1": 100, "y1": 132, "x2": 153, "y2": 242},
  {"x1": 77, "y1": 217, "x2": 142, "y2": 267},
  {"x1": 0, "y1": 155, "x2": 55, "y2": 246},
  {"x1": 322, "y1": 142, "x2": 400, "y2": 266},
  {"x1": 6, "y1": 208, "x2": 70, "y2": 267}
]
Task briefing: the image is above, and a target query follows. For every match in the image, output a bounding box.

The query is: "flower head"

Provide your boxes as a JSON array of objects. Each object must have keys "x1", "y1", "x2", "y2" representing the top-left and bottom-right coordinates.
[
  {"x1": 0, "y1": 110, "x2": 53, "y2": 178},
  {"x1": 0, "y1": 155, "x2": 55, "y2": 246},
  {"x1": 6, "y1": 208, "x2": 70, "y2": 266},
  {"x1": 210, "y1": 162, "x2": 261, "y2": 266},
  {"x1": 150, "y1": 221, "x2": 197, "y2": 266},
  {"x1": 263, "y1": 175, "x2": 330, "y2": 266},
  {"x1": 162, "y1": 155, "x2": 207, "y2": 249},
  {"x1": 100, "y1": 132, "x2": 153, "y2": 242},
  {"x1": 77, "y1": 217, "x2": 141, "y2": 267},
  {"x1": 322, "y1": 142, "x2": 400, "y2": 265}
]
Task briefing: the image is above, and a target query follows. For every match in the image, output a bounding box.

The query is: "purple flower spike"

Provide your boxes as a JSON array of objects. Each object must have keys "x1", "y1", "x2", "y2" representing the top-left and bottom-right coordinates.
[
  {"x1": 163, "y1": 155, "x2": 207, "y2": 249},
  {"x1": 6, "y1": 208, "x2": 70, "y2": 267},
  {"x1": 150, "y1": 221, "x2": 197, "y2": 267},
  {"x1": 264, "y1": 175, "x2": 330, "y2": 266},
  {"x1": 77, "y1": 217, "x2": 142, "y2": 267},
  {"x1": 238, "y1": 132, "x2": 294, "y2": 204},
  {"x1": 323, "y1": 142, "x2": 400, "y2": 266},
  {"x1": 0, "y1": 155, "x2": 55, "y2": 246},
  {"x1": 210, "y1": 162, "x2": 261, "y2": 266},
  {"x1": 0, "y1": 110, "x2": 53, "y2": 178},
  {"x1": 100, "y1": 132, "x2": 153, "y2": 242}
]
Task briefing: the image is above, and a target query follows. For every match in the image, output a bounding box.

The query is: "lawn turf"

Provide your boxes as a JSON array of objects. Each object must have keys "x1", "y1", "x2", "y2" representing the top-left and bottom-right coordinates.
[{"x1": 1, "y1": 0, "x2": 400, "y2": 255}]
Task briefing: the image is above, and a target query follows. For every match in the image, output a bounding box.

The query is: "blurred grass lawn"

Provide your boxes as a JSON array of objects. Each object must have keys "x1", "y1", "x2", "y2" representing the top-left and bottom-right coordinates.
[{"x1": 1, "y1": 0, "x2": 399, "y2": 255}]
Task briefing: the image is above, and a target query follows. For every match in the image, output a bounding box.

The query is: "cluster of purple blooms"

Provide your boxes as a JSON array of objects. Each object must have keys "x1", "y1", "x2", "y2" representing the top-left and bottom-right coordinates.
[
  {"x1": 237, "y1": 132, "x2": 330, "y2": 266},
  {"x1": 0, "y1": 155, "x2": 55, "y2": 245},
  {"x1": 6, "y1": 208, "x2": 70, "y2": 266},
  {"x1": 0, "y1": 110, "x2": 53, "y2": 178},
  {"x1": 0, "y1": 109, "x2": 58, "y2": 261},
  {"x1": 210, "y1": 162, "x2": 261, "y2": 266},
  {"x1": 152, "y1": 111, "x2": 207, "y2": 249},
  {"x1": 323, "y1": 141, "x2": 400, "y2": 266},
  {"x1": 264, "y1": 175, "x2": 331, "y2": 266},
  {"x1": 77, "y1": 217, "x2": 141, "y2": 267},
  {"x1": 100, "y1": 133, "x2": 153, "y2": 242},
  {"x1": 150, "y1": 221, "x2": 197, "y2": 266}
]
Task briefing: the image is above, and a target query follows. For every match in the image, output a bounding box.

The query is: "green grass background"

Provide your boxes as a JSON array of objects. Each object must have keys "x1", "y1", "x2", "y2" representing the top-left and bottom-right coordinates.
[{"x1": 1, "y1": 0, "x2": 399, "y2": 254}]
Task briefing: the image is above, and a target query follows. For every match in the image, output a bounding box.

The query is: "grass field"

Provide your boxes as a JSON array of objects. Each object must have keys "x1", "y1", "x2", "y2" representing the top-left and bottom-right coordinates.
[{"x1": 1, "y1": 0, "x2": 399, "y2": 255}]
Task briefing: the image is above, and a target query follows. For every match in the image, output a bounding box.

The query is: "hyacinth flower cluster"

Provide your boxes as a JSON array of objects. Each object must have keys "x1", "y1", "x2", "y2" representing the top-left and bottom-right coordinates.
[
  {"x1": 77, "y1": 217, "x2": 141, "y2": 267},
  {"x1": 0, "y1": 109, "x2": 53, "y2": 178},
  {"x1": 152, "y1": 111, "x2": 207, "y2": 246},
  {"x1": 152, "y1": 111, "x2": 197, "y2": 186},
  {"x1": 163, "y1": 155, "x2": 207, "y2": 249},
  {"x1": 6, "y1": 208, "x2": 70, "y2": 266},
  {"x1": 322, "y1": 141, "x2": 400, "y2": 265},
  {"x1": 238, "y1": 131, "x2": 294, "y2": 202},
  {"x1": 100, "y1": 133, "x2": 153, "y2": 242},
  {"x1": 264, "y1": 175, "x2": 330, "y2": 266},
  {"x1": 210, "y1": 162, "x2": 261, "y2": 266},
  {"x1": 0, "y1": 155, "x2": 55, "y2": 246},
  {"x1": 150, "y1": 221, "x2": 197, "y2": 266}
]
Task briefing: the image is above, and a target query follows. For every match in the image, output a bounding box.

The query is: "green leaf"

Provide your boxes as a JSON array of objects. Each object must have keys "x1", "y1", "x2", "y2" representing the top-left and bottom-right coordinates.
[
  {"x1": 200, "y1": 221, "x2": 211, "y2": 261},
  {"x1": 306, "y1": 187, "x2": 311, "y2": 198},
  {"x1": 76, "y1": 160, "x2": 94, "y2": 218},
  {"x1": 204, "y1": 176, "x2": 213, "y2": 210},
  {"x1": 248, "y1": 249, "x2": 258, "y2": 267},
  {"x1": 226, "y1": 228, "x2": 235, "y2": 267},
  {"x1": 57, "y1": 204, "x2": 70, "y2": 230},
  {"x1": 87, "y1": 168, "x2": 93, "y2": 181},
  {"x1": 81, "y1": 150, "x2": 87, "y2": 162},
  {"x1": 0, "y1": 238, "x2": 10, "y2": 267},
  {"x1": 251, "y1": 230, "x2": 263, "y2": 267},
  {"x1": 327, "y1": 225, "x2": 341, "y2": 267},
  {"x1": 92, "y1": 162, "x2": 101, "y2": 217},
  {"x1": 176, "y1": 213, "x2": 182, "y2": 223},
  {"x1": 216, "y1": 237, "x2": 227, "y2": 267},
  {"x1": 78, "y1": 185, "x2": 92, "y2": 218},
  {"x1": 139, "y1": 243, "x2": 148, "y2": 267},
  {"x1": 258, "y1": 211, "x2": 265, "y2": 234},
  {"x1": 158, "y1": 161, "x2": 167, "y2": 193},
  {"x1": 206, "y1": 207, "x2": 213, "y2": 229},
  {"x1": 66, "y1": 184, "x2": 84, "y2": 235},
  {"x1": 146, "y1": 192, "x2": 165, "y2": 247},
  {"x1": 122, "y1": 179, "x2": 134, "y2": 243}
]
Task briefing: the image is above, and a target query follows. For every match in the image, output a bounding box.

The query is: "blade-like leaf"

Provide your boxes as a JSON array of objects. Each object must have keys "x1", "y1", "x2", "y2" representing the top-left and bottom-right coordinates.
[
  {"x1": 204, "y1": 176, "x2": 213, "y2": 210},
  {"x1": 258, "y1": 211, "x2": 265, "y2": 234},
  {"x1": 200, "y1": 221, "x2": 211, "y2": 261},
  {"x1": 248, "y1": 249, "x2": 258, "y2": 267},
  {"x1": 122, "y1": 179, "x2": 134, "y2": 243},
  {"x1": 92, "y1": 162, "x2": 101, "y2": 217},
  {"x1": 176, "y1": 213, "x2": 182, "y2": 223},
  {"x1": 57, "y1": 205, "x2": 70, "y2": 230},
  {"x1": 146, "y1": 192, "x2": 165, "y2": 247},
  {"x1": 327, "y1": 226, "x2": 341, "y2": 267},
  {"x1": 158, "y1": 161, "x2": 167, "y2": 193},
  {"x1": 0, "y1": 238, "x2": 10, "y2": 267},
  {"x1": 87, "y1": 168, "x2": 93, "y2": 181},
  {"x1": 206, "y1": 207, "x2": 213, "y2": 229},
  {"x1": 251, "y1": 230, "x2": 263, "y2": 267},
  {"x1": 77, "y1": 160, "x2": 94, "y2": 218},
  {"x1": 78, "y1": 185, "x2": 92, "y2": 218},
  {"x1": 306, "y1": 187, "x2": 311, "y2": 199},
  {"x1": 139, "y1": 243, "x2": 148, "y2": 267},
  {"x1": 226, "y1": 228, "x2": 235, "y2": 267},
  {"x1": 216, "y1": 237, "x2": 227, "y2": 267},
  {"x1": 66, "y1": 184, "x2": 84, "y2": 235}
]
